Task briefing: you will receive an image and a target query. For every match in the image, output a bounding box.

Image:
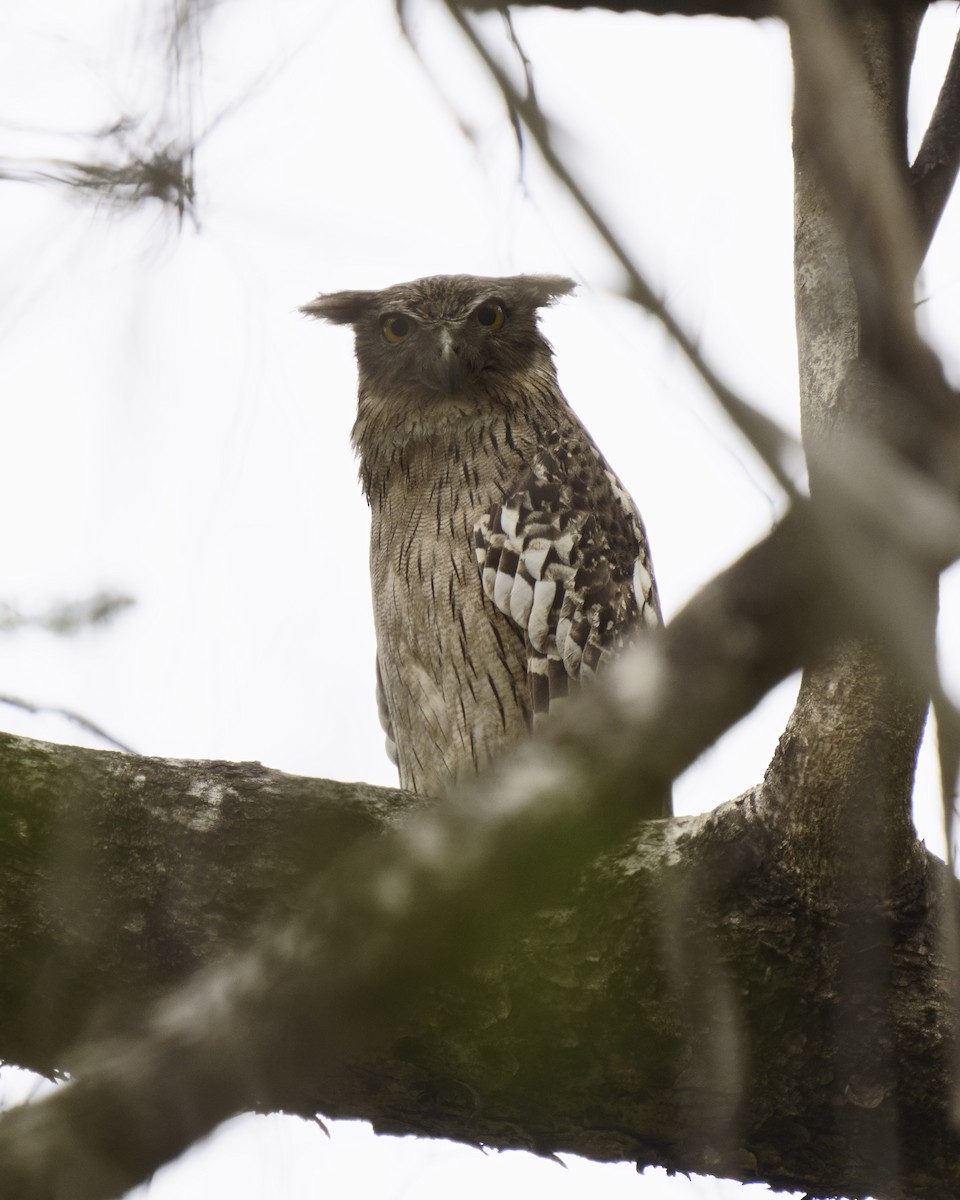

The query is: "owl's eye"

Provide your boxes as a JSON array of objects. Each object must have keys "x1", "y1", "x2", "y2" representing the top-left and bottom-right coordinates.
[
  {"x1": 382, "y1": 314, "x2": 413, "y2": 344},
  {"x1": 475, "y1": 302, "x2": 506, "y2": 331}
]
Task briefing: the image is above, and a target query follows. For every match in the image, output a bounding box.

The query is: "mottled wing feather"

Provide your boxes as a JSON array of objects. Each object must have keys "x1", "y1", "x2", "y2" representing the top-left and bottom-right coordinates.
[{"x1": 475, "y1": 430, "x2": 660, "y2": 723}]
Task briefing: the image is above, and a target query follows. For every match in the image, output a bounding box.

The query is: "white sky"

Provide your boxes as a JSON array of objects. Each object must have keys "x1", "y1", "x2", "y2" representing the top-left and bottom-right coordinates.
[{"x1": 1, "y1": 1, "x2": 959, "y2": 1197}]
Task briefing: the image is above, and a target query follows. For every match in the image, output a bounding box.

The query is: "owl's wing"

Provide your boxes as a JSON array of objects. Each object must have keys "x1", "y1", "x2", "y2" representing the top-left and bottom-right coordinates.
[{"x1": 474, "y1": 430, "x2": 660, "y2": 723}]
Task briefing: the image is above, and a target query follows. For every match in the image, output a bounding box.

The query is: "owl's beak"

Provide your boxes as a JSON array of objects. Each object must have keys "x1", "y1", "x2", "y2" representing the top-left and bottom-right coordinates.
[{"x1": 436, "y1": 329, "x2": 463, "y2": 394}]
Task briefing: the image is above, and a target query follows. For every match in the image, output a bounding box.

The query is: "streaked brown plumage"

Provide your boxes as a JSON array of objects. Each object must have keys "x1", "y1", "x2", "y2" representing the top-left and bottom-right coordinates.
[{"x1": 302, "y1": 274, "x2": 661, "y2": 796}]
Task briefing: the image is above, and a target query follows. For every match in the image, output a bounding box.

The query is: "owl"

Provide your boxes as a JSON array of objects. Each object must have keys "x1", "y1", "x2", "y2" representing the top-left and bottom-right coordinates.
[{"x1": 302, "y1": 274, "x2": 662, "y2": 800}]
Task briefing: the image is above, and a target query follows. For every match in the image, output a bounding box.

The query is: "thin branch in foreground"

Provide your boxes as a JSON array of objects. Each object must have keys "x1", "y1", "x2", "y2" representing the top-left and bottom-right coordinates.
[
  {"x1": 395, "y1": 1, "x2": 496, "y2": 157},
  {"x1": 0, "y1": 696, "x2": 134, "y2": 754},
  {"x1": 911, "y1": 28, "x2": 960, "y2": 250},
  {"x1": 0, "y1": 592, "x2": 135, "y2": 636},
  {"x1": 455, "y1": 0, "x2": 778, "y2": 16},
  {"x1": 441, "y1": 2, "x2": 805, "y2": 499}
]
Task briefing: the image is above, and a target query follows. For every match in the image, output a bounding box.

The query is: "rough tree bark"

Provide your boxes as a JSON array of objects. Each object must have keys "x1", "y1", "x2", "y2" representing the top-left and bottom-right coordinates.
[{"x1": 2, "y1": 2, "x2": 960, "y2": 1199}]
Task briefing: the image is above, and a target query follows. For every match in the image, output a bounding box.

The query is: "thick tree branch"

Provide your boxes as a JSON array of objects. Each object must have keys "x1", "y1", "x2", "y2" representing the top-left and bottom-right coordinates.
[
  {"x1": 0, "y1": 742, "x2": 397, "y2": 1075},
  {"x1": 777, "y1": 0, "x2": 960, "y2": 921},
  {"x1": 0, "y1": 513, "x2": 852, "y2": 1200},
  {"x1": 1, "y1": 503, "x2": 959, "y2": 1198},
  {"x1": 785, "y1": 0, "x2": 957, "y2": 459}
]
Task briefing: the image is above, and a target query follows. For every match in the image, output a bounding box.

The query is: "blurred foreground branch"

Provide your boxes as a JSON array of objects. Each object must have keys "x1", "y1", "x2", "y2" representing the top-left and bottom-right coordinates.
[
  {"x1": 911, "y1": 26, "x2": 960, "y2": 246},
  {"x1": 2, "y1": 508, "x2": 960, "y2": 1199},
  {"x1": 458, "y1": 0, "x2": 779, "y2": 15}
]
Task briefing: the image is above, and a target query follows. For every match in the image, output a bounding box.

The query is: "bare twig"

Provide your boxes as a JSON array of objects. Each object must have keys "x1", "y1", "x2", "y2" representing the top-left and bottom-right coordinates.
[
  {"x1": 0, "y1": 0, "x2": 292, "y2": 230},
  {"x1": 911, "y1": 28, "x2": 960, "y2": 250},
  {"x1": 455, "y1": 0, "x2": 778, "y2": 16},
  {"x1": 0, "y1": 122, "x2": 199, "y2": 228},
  {"x1": 0, "y1": 696, "x2": 134, "y2": 754},
  {"x1": 0, "y1": 592, "x2": 134, "y2": 635},
  {"x1": 442, "y1": 2, "x2": 804, "y2": 498}
]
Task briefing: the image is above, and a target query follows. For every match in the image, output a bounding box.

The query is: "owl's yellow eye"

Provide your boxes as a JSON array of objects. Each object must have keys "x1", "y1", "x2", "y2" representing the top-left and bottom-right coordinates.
[
  {"x1": 475, "y1": 301, "x2": 506, "y2": 331},
  {"x1": 382, "y1": 314, "x2": 413, "y2": 344}
]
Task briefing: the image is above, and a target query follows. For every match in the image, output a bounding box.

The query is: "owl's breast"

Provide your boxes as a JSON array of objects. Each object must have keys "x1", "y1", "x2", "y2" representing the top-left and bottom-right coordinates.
[{"x1": 368, "y1": 438, "x2": 532, "y2": 793}]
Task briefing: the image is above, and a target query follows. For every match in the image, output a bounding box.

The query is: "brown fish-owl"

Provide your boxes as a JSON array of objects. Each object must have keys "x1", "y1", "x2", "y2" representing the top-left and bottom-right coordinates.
[{"x1": 302, "y1": 274, "x2": 662, "y2": 798}]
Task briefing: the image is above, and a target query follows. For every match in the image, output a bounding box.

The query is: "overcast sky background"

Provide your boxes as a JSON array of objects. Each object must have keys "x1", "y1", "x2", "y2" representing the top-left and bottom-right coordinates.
[{"x1": 1, "y1": 1, "x2": 959, "y2": 1196}]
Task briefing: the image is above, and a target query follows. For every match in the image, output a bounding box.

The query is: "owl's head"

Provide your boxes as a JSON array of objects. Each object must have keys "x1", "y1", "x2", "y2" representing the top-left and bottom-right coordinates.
[{"x1": 301, "y1": 274, "x2": 575, "y2": 403}]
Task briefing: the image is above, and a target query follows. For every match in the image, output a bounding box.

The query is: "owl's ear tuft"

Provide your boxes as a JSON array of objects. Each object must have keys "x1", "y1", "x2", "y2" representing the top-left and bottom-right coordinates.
[
  {"x1": 518, "y1": 275, "x2": 577, "y2": 310},
  {"x1": 300, "y1": 290, "x2": 379, "y2": 326}
]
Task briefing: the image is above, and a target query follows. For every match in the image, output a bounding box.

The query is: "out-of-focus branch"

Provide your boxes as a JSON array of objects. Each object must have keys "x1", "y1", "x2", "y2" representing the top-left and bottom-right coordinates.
[
  {"x1": 0, "y1": 592, "x2": 134, "y2": 636},
  {"x1": 4, "y1": 497, "x2": 960, "y2": 1199},
  {"x1": 0, "y1": 135, "x2": 198, "y2": 227},
  {"x1": 2, "y1": 723, "x2": 960, "y2": 1200},
  {"x1": 911, "y1": 29, "x2": 960, "y2": 249},
  {"x1": 456, "y1": 0, "x2": 779, "y2": 15},
  {"x1": 457, "y1": 1, "x2": 935, "y2": 19},
  {"x1": 0, "y1": 0, "x2": 271, "y2": 229},
  {"x1": 441, "y1": 2, "x2": 804, "y2": 498},
  {"x1": 0, "y1": 696, "x2": 133, "y2": 753}
]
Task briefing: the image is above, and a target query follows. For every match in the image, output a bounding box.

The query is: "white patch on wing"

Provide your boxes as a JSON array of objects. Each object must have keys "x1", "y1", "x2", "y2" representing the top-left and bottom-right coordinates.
[
  {"x1": 552, "y1": 531, "x2": 576, "y2": 563},
  {"x1": 521, "y1": 541, "x2": 551, "y2": 578},
  {"x1": 473, "y1": 429, "x2": 662, "y2": 721},
  {"x1": 509, "y1": 573, "x2": 535, "y2": 626},
  {"x1": 500, "y1": 503, "x2": 520, "y2": 540},
  {"x1": 494, "y1": 564, "x2": 514, "y2": 612}
]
